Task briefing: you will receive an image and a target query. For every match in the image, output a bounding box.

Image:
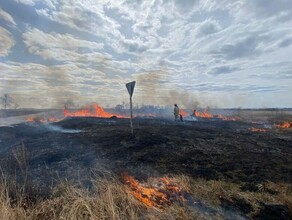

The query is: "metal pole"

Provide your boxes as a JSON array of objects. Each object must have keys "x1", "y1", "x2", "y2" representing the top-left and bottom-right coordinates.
[
  {"x1": 130, "y1": 96, "x2": 133, "y2": 135},
  {"x1": 126, "y1": 81, "x2": 135, "y2": 135}
]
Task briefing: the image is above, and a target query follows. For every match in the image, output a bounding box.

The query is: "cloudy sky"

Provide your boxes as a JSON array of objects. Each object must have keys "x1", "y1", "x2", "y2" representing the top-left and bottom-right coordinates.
[{"x1": 0, "y1": 0, "x2": 292, "y2": 109}]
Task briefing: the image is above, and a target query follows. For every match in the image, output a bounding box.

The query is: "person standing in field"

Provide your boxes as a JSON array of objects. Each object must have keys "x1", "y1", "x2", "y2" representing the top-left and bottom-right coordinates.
[{"x1": 174, "y1": 104, "x2": 179, "y2": 121}]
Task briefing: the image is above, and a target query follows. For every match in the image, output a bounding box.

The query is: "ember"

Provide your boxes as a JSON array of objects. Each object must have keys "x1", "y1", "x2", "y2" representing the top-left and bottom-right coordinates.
[
  {"x1": 26, "y1": 116, "x2": 60, "y2": 123},
  {"x1": 26, "y1": 117, "x2": 35, "y2": 123},
  {"x1": 249, "y1": 127, "x2": 268, "y2": 132},
  {"x1": 217, "y1": 114, "x2": 238, "y2": 121},
  {"x1": 275, "y1": 121, "x2": 292, "y2": 129},
  {"x1": 122, "y1": 172, "x2": 188, "y2": 208}
]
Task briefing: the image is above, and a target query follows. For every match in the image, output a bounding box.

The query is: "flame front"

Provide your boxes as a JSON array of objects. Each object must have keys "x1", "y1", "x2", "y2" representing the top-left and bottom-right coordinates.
[
  {"x1": 276, "y1": 121, "x2": 292, "y2": 129},
  {"x1": 122, "y1": 172, "x2": 187, "y2": 208},
  {"x1": 192, "y1": 109, "x2": 238, "y2": 121},
  {"x1": 26, "y1": 103, "x2": 127, "y2": 122},
  {"x1": 63, "y1": 103, "x2": 127, "y2": 118},
  {"x1": 195, "y1": 110, "x2": 213, "y2": 118},
  {"x1": 25, "y1": 104, "x2": 241, "y2": 123}
]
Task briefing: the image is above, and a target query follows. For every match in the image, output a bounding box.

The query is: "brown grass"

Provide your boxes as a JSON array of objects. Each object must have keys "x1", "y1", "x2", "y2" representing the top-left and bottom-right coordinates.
[
  {"x1": 0, "y1": 171, "x2": 291, "y2": 219},
  {"x1": 189, "y1": 178, "x2": 292, "y2": 218},
  {"x1": 0, "y1": 174, "x2": 203, "y2": 220},
  {"x1": 237, "y1": 109, "x2": 292, "y2": 124}
]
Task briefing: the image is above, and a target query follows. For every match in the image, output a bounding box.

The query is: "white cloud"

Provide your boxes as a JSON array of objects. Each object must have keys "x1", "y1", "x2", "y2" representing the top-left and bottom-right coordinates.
[
  {"x1": 23, "y1": 28, "x2": 104, "y2": 50},
  {"x1": 22, "y1": 28, "x2": 105, "y2": 62},
  {"x1": 50, "y1": 1, "x2": 121, "y2": 38},
  {"x1": 0, "y1": 8, "x2": 16, "y2": 26},
  {"x1": 196, "y1": 19, "x2": 222, "y2": 37},
  {"x1": 0, "y1": 26, "x2": 15, "y2": 57},
  {"x1": 21, "y1": 28, "x2": 137, "y2": 80},
  {"x1": 35, "y1": 8, "x2": 51, "y2": 18},
  {"x1": 13, "y1": 0, "x2": 57, "y2": 8},
  {"x1": 1, "y1": 0, "x2": 292, "y2": 108},
  {"x1": 12, "y1": 0, "x2": 36, "y2": 6}
]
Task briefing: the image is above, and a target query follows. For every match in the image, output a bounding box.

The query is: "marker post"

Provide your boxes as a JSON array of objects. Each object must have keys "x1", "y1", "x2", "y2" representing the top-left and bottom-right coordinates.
[{"x1": 125, "y1": 81, "x2": 136, "y2": 135}]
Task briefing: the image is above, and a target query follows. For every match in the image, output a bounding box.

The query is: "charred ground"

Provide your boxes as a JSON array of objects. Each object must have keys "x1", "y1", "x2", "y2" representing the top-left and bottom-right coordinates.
[{"x1": 0, "y1": 117, "x2": 291, "y2": 219}]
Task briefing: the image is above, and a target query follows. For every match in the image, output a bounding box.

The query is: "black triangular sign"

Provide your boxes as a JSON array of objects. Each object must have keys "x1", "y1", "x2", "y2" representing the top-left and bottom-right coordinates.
[{"x1": 126, "y1": 81, "x2": 136, "y2": 97}]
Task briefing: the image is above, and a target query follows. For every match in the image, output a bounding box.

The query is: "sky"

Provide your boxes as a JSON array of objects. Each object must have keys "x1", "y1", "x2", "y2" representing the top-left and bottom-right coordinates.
[{"x1": 0, "y1": 0, "x2": 292, "y2": 109}]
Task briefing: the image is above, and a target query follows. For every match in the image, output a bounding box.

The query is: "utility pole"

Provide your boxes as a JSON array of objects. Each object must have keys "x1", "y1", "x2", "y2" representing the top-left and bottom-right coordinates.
[{"x1": 125, "y1": 81, "x2": 136, "y2": 135}]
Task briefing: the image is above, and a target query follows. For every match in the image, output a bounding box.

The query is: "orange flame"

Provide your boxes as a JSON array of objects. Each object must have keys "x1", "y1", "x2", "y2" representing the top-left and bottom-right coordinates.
[
  {"x1": 48, "y1": 117, "x2": 61, "y2": 123},
  {"x1": 195, "y1": 110, "x2": 213, "y2": 118},
  {"x1": 217, "y1": 114, "x2": 238, "y2": 121},
  {"x1": 26, "y1": 103, "x2": 126, "y2": 123},
  {"x1": 275, "y1": 121, "x2": 292, "y2": 129},
  {"x1": 122, "y1": 172, "x2": 188, "y2": 208},
  {"x1": 249, "y1": 127, "x2": 268, "y2": 132},
  {"x1": 193, "y1": 110, "x2": 238, "y2": 121},
  {"x1": 63, "y1": 103, "x2": 127, "y2": 118},
  {"x1": 26, "y1": 117, "x2": 35, "y2": 122},
  {"x1": 179, "y1": 109, "x2": 189, "y2": 117},
  {"x1": 26, "y1": 116, "x2": 60, "y2": 123}
]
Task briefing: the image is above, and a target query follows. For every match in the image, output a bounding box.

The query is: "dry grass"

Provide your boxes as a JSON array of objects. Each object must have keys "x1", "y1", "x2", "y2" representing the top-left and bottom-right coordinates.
[
  {"x1": 0, "y1": 174, "x2": 202, "y2": 220},
  {"x1": 0, "y1": 169, "x2": 291, "y2": 219},
  {"x1": 189, "y1": 177, "x2": 292, "y2": 218},
  {"x1": 236, "y1": 109, "x2": 292, "y2": 123},
  {"x1": 29, "y1": 179, "x2": 144, "y2": 220},
  {"x1": 0, "y1": 177, "x2": 143, "y2": 220}
]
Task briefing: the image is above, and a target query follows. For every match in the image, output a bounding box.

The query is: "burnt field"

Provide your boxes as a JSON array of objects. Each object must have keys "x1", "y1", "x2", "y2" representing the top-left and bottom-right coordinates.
[{"x1": 0, "y1": 117, "x2": 291, "y2": 219}]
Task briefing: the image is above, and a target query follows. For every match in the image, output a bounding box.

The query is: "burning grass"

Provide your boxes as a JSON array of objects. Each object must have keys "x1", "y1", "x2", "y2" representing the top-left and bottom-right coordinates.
[
  {"x1": 63, "y1": 103, "x2": 127, "y2": 119},
  {"x1": 249, "y1": 127, "x2": 269, "y2": 132},
  {"x1": 0, "y1": 172, "x2": 208, "y2": 220},
  {"x1": 26, "y1": 116, "x2": 61, "y2": 123},
  {"x1": 192, "y1": 109, "x2": 237, "y2": 121},
  {"x1": 25, "y1": 103, "x2": 128, "y2": 123},
  {"x1": 25, "y1": 105, "x2": 241, "y2": 124},
  {"x1": 121, "y1": 172, "x2": 190, "y2": 208},
  {"x1": 0, "y1": 173, "x2": 291, "y2": 220},
  {"x1": 275, "y1": 121, "x2": 292, "y2": 129}
]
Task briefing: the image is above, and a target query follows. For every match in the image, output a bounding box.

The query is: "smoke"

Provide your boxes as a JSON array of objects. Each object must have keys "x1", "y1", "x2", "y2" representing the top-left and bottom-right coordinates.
[
  {"x1": 134, "y1": 69, "x2": 167, "y2": 103},
  {"x1": 44, "y1": 124, "x2": 82, "y2": 133},
  {"x1": 41, "y1": 65, "x2": 80, "y2": 108},
  {"x1": 132, "y1": 68, "x2": 254, "y2": 109},
  {"x1": 134, "y1": 69, "x2": 206, "y2": 109},
  {"x1": 165, "y1": 89, "x2": 201, "y2": 109}
]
